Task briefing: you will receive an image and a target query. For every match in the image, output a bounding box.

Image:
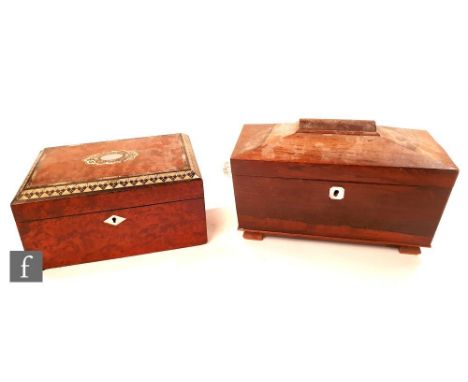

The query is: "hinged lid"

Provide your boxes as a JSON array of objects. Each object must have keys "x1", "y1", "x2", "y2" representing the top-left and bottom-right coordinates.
[
  {"x1": 231, "y1": 119, "x2": 458, "y2": 187},
  {"x1": 12, "y1": 134, "x2": 203, "y2": 222}
]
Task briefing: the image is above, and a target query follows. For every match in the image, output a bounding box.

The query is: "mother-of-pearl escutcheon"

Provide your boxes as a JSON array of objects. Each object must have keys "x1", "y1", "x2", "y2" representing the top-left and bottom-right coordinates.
[{"x1": 84, "y1": 150, "x2": 138, "y2": 165}]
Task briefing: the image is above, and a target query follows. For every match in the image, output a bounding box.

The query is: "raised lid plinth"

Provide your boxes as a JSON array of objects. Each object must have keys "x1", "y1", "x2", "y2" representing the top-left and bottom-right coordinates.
[{"x1": 298, "y1": 118, "x2": 379, "y2": 136}]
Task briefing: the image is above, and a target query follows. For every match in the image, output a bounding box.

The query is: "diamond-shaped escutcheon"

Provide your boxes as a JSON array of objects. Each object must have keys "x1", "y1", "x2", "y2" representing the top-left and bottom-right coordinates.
[{"x1": 104, "y1": 215, "x2": 126, "y2": 226}]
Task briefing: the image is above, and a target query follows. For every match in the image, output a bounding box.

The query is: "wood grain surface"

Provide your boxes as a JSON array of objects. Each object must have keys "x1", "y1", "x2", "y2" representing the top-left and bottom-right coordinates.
[
  {"x1": 11, "y1": 134, "x2": 208, "y2": 268},
  {"x1": 16, "y1": 197, "x2": 207, "y2": 269},
  {"x1": 231, "y1": 120, "x2": 458, "y2": 251},
  {"x1": 27, "y1": 134, "x2": 190, "y2": 188}
]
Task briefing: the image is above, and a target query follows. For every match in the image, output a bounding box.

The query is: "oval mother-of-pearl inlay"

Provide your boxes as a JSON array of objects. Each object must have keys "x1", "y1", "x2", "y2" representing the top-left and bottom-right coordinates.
[
  {"x1": 101, "y1": 152, "x2": 124, "y2": 161},
  {"x1": 84, "y1": 150, "x2": 138, "y2": 165}
]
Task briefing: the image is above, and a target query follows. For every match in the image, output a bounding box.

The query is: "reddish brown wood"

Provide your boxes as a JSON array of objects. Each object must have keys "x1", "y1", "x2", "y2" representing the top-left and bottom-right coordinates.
[
  {"x1": 231, "y1": 119, "x2": 458, "y2": 253},
  {"x1": 241, "y1": 229, "x2": 424, "y2": 252},
  {"x1": 398, "y1": 246, "x2": 421, "y2": 255},
  {"x1": 231, "y1": 123, "x2": 458, "y2": 187},
  {"x1": 25, "y1": 135, "x2": 187, "y2": 188},
  {"x1": 298, "y1": 118, "x2": 379, "y2": 135},
  {"x1": 11, "y1": 134, "x2": 207, "y2": 269},
  {"x1": 243, "y1": 230, "x2": 264, "y2": 240},
  {"x1": 17, "y1": 198, "x2": 207, "y2": 269},
  {"x1": 12, "y1": 180, "x2": 204, "y2": 222},
  {"x1": 233, "y1": 175, "x2": 449, "y2": 247},
  {"x1": 232, "y1": 160, "x2": 457, "y2": 188}
]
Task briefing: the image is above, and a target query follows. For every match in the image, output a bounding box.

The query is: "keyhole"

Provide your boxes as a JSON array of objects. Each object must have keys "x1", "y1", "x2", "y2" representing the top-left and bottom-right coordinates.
[
  {"x1": 112, "y1": 217, "x2": 117, "y2": 224},
  {"x1": 329, "y1": 186, "x2": 345, "y2": 200}
]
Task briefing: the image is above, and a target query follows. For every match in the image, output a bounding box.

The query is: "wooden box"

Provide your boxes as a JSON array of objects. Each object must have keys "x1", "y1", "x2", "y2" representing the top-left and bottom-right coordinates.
[
  {"x1": 231, "y1": 119, "x2": 458, "y2": 254},
  {"x1": 11, "y1": 134, "x2": 207, "y2": 268}
]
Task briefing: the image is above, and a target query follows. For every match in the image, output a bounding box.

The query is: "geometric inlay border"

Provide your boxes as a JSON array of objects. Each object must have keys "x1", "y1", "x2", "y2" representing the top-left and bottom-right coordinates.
[
  {"x1": 15, "y1": 134, "x2": 201, "y2": 202},
  {"x1": 16, "y1": 169, "x2": 199, "y2": 201}
]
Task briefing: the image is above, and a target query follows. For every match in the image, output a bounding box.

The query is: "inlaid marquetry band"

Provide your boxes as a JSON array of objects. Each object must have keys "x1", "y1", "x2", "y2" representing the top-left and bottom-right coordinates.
[
  {"x1": 15, "y1": 134, "x2": 201, "y2": 201},
  {"x1": 16, "y1": 169, "x2": 199, "y2": 201},
  {"x1": 181, "y1": 133, "x2": 201, "y2": 177}
]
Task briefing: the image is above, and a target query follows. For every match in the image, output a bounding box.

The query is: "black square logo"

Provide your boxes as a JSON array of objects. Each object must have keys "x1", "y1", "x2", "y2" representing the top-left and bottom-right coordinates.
[{"x1": 10, "y1": 251, "x2": 43, "y2": 282}]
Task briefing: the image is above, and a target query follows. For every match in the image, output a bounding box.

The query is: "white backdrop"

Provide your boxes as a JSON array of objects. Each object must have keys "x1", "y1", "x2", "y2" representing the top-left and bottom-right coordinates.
[{"x1": 1, "y1": 1, "x2": 467, "y2": 381}]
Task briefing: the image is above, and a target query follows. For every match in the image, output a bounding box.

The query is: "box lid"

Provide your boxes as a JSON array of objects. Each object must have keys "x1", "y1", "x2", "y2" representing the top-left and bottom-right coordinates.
[
  {"x1": 231, "y1": 119, "x2": 458, "y2": 187},
  {"x1": 12, "y1": 134, "x2": 203, "y2": 222}
]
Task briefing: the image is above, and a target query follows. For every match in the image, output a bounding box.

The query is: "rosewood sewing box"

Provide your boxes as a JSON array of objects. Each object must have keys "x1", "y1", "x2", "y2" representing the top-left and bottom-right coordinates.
[
  {"x1": 11, "y1": 134, "x2": 207, "y2": 269},
  {"x1": 231, "y1": 118, "x2": 458, "y2": 254}
]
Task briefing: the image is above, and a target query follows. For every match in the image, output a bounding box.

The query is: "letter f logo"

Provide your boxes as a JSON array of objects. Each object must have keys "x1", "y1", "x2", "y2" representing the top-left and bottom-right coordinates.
[
  {"x1": 21, "y1": 255, "x2": 34, "y2": 278},
  {"x1": 10, "y1": 251, "x2": 43, "y2": 282}
]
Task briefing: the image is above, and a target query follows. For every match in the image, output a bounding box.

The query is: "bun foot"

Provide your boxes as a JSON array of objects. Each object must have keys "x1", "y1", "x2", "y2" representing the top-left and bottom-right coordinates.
[
  {"x1": 243, "y1": 230, "x2": 264, "y2": 241},
  {"x1": 398, "y1": 246, "x2": 421, "y2": 255}
]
